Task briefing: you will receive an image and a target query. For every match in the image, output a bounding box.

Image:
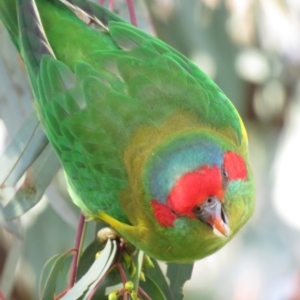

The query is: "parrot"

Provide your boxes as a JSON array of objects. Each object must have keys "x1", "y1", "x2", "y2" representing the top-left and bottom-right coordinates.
[{"x1": 0, "y1": 0, "x2": 255, "y2": 262}]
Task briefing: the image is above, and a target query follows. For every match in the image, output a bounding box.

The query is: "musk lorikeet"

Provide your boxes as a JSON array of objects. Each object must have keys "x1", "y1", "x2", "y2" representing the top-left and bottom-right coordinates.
[{"x1": 0, "y1": 0, "x2": 255, "y2": 262}]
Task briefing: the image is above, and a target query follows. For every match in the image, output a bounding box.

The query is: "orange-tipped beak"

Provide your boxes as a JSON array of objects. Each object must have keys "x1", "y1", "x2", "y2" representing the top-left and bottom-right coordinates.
[
  {"x1": 211, "y1": 215, "x2": 230, "y2": 237},
  {"x1": 193, "y1": 196, "x2": 230, "y2": 238}
]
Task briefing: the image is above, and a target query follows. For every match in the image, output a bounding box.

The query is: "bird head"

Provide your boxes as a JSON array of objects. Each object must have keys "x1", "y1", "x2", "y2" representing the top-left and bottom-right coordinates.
[{"x1": 145, "y1": 131, "x2": 250, "y2": 238}]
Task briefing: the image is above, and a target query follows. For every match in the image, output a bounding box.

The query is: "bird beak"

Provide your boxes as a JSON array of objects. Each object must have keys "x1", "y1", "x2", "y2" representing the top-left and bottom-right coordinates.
[{"x1": 193, "y1": 197, "x2": 230, "y2": 238}]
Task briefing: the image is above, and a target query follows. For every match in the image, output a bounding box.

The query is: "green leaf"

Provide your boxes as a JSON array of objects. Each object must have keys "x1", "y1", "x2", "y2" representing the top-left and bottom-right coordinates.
[
  {"x1": 76, "y1": 239, "x2": 102, "y2": 280},
  {"x1": 3, "y1": 144, "x2": 61, "y2": 220},
  {"x1": 132, "y1": 250, "x2": 144, "y2": 293},
  {"x1": 39, "y1": 249, "x2": 73, "y2": 300},
  {"x1": 0, "y1": 203, "x2": 22, "y2": 237},
  {"x1": 139, "y1": 274, "x2": 167, "y2": 300},
  {"x1": 77, "y1": 238, "x2": 121, "y2": 298},
  {"x1": 166, "y1": 262, "x2": 194, "y2": 300},
  {"x1": 90, "y1": 269, "x2": 122, "y2": 299},
  {"x1": 0, "y1": 112, "x2": 48, "y2": 187},
  {"x1": 61, "y1": 239, "x2": 117, "y2": 300},
  {"x1": 145, "y1": 259, "x2": 174, "y2": 300}
]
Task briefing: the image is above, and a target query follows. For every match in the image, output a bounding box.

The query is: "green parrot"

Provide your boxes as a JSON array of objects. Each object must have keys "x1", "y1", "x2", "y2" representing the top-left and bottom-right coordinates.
[{"x1": 0, "y1": 0, "x2": 255, "y2": 262}]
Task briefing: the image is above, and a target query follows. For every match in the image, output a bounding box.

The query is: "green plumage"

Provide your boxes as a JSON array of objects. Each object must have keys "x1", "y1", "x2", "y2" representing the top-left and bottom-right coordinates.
[{"x1": 0, "y1": 0, "x2": 255, "y2": 262}]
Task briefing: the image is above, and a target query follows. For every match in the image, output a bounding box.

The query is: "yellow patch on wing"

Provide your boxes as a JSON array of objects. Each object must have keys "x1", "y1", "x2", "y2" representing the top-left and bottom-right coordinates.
[
  {"x1": 98, "y1": 211, "x2": 147, "y2": 240},
  {"x1": 98, "y1": 211, "x2": 130, "y2": 230}
]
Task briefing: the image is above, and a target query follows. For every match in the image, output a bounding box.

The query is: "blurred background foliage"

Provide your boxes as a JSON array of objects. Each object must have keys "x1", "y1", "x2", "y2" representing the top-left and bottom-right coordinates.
[{"x1": 1, "y1": 0, "x2": 300, "y2": 299}]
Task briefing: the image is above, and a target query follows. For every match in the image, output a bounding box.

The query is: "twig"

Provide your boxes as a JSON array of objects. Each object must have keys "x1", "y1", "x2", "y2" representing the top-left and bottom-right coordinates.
[
  {"x1": 0, "y1": 290, "x2": 7, "y2": 300},
  {"x1": 109, "y1": 0, "x2": 114, "y2": 10},
  {"x1": 126, "y1": 0, "x2": 138, "y2": 26},
  {"x1": 68, "y1": 214, "x2": 86, "y2": 288},
  {"x1": 138, "y1": 287, "x2": 152, "y2": 300}
]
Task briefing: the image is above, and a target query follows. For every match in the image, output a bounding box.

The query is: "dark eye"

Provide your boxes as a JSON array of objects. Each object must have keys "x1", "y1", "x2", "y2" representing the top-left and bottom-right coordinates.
[
  {"x1": 195, "y1": 205, "x2": 201, "y2": 212},
  {"x1": 222, "y1": 169, "x2": 228, "y2": 179},
  {"x1": 222, "y1": 168, "x2": 229, "y2": 188}
]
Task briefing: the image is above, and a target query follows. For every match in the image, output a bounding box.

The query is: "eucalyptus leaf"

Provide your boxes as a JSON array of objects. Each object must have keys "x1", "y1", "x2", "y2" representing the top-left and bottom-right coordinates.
[
  {"x1": 46, "y1": 182, "x2": 79, "y2": 230},
  {"x1": 145, "y1": 259, "x2": 174, "y2": 300},
  {"x1": 139, "y1": 274, "x2": 167, "y2": 300},
  {"x1": 40, "y1": 250, "x2": 73, "y2": 300},
  {"x1": 0, "y1": 203, "x2": 22, "y2": 237},
  {"x1": 130, "y1": 250, "x2": 144, "y2": 293},
  {"x1": 166, "y1": 262, "x2": 194, "y2": 300},
  {"x1": 0, "y1": 112, "x2": 48, "y2": 187},
  {"x1": 82, "y1": 239, "x2": 118, "y2": 299},
  {"x1": 3, "y1": 144, "x2": 61, "y2": 220},
  {"x1": 61, "y1": 239, "x2": 117, "y2": 300},
  {"x1": 77, "y1": 239, "x2": 102, "y2": 279},
  {"x1": 77, "y1": 239, "x2": 122, "y2": 299}
]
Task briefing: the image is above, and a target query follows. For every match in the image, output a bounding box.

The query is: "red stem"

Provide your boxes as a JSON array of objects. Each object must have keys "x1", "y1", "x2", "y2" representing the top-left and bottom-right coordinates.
[
  {"x1": 116, "y1": 262, "x2": 128, "y2": 284},
  {"x1": 68, "y1": 214, "x2": 85, "y2": 288},
  {"x1": 126, "y1": 0, "x2": 138, "y2": 26},
  {"x1": 0, "y1": 290, "x2": 7, "y2": 300},
  {"x1": 138, "y1": 287, "x2": 152, "y2": 300},
  {"x1": 109, "y1": 0, "x2": 115, "y2": 11}
]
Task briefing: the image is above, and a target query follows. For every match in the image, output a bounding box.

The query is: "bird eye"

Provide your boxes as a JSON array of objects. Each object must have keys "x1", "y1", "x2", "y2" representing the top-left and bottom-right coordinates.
[
  {"x1": 195, "y1": 205, "x2": 201, "y2": 211},
  {"x1": 222, "y1": 168, "x2": 229, "y2": 189},
  {"x1": 193, "y1": 205, "x2": 203, "y2": 216},
  {"x1": 222, "y1": 169, "x2": 228, "y2": 179}
]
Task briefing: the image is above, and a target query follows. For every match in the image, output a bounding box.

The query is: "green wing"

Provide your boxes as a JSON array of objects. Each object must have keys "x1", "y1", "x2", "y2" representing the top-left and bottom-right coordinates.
[{"x1": 3, "y1": 0, "x2": 247, "y2": 221}]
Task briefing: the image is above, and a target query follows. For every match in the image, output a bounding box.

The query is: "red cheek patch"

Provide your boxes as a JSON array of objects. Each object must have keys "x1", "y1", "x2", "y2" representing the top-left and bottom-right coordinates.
[
  {"x1": 151, "y1": 200, "x2": 177, "y2": 227},
  {"x1": 224, "y1": 152, "x2": 247, "y2": 180}
]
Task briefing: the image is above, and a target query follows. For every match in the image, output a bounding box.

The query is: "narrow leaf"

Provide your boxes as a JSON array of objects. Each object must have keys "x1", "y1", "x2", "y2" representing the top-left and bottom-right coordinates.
[
  {"x1": 3, "y1": 144, "x2": 60, "y2": 220},
  {"x1": 40, "y1": 249, "x2": 73, "y2": 300},
  {"x1": 61, "y1": 239, "x2": 117, "y2": 300},
  {"x1": 77, "y1": 239, "x2": 121, "y2": 299},
  {"x1": 82, "y1": 240, "x2": 117, "y2": 299},
  {"x1": 0, "y1": 203, "x2": 22, "y2": 237},
  {"x1": 139, "y1": 274, "x2": 167, "y2": 300},
  {"x1": 0, "y1": 112, "x2": 48, "y2": 187},
  {"x1": 145, "y1": 259, "x2": 174, "y2": 300},
  {"x1": 166, "y1": 262, "x2": 194, "y2": 300},
  {"x1": 132, "y1": 250, "x2": 144, "y2": 293}
]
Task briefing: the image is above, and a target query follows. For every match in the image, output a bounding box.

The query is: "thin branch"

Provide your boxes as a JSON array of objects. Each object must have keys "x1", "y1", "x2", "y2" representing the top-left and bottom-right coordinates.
[
  {"x1": 68, "y1": 214, "x2": 86, "y2": 288},
  {"x1": 0, "y1": 290, "x2": 7, "y2": 300},
  {"x1": 126, "y1": 0, "x2": 138, "y2": 26},
  {"x1": 138, "y1": 287, "x2": 152, "y2": 300},
  {"x1": 116, "y1": 262, "x2": 128, "y2": 284},
  {"x1": 109, "y1": 0, "x2": 115, "y2": 11}
]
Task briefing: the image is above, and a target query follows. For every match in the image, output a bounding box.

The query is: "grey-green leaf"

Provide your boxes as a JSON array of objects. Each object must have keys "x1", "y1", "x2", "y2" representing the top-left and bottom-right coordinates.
[
  {"x1": 0, "y1": 203, "x2": 22, "y2": 237},
  {"x1": 139, "y1": 274, "x2": 168, "y2": 300},
  {"x1": 145, "y1": 259, "x2": 174, "y2": 300},
  {"x1": 3, "y1": 144, "x2": 60, "y2": 220},
  {"x1": 0, "y1": 112, "x2": 48, "y2": 187},
  {"x1": 166, "y1": 262, "x2": 194, "y2": 300},
  {"x1": 61, "y1": 239, "x2": 117, "y2": 300},
  {"x1": 40, "y1": 250, "x2": 73, "y2": 300}
]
